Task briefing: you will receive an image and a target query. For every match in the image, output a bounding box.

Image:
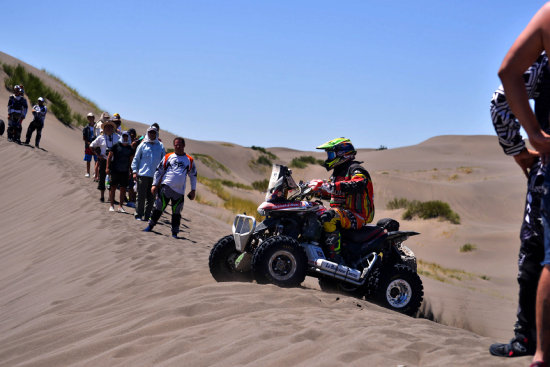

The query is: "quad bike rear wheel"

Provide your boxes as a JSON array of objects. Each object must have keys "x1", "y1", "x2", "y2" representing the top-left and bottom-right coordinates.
[{"x1": 374, "y1": 264, "x2": 423, "y2": 316}]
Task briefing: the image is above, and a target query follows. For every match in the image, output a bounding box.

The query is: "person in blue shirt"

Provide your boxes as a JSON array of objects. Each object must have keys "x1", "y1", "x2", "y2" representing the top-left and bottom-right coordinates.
[{"x1": 131, "y1": 127, "x2": 165, "y2": 221}]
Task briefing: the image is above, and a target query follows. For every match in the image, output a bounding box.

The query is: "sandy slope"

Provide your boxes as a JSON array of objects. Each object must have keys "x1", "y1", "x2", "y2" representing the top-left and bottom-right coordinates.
[
  {"x1": 0, "y1": 137, "x2": 530, "y2": 367},
  {"x1": 0, "y1": 51, "x2": 535, "y2": 366}
]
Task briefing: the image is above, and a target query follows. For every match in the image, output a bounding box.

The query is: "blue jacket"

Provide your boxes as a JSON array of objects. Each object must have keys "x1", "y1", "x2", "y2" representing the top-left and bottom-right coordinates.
[{"x1": 131, "y1": 140, "x2": 166, "y2": 177}]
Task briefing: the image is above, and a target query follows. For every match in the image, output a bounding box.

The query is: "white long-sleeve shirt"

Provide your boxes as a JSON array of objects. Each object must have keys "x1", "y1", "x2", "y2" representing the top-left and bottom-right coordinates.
[
  {"x1": 153, "y1": 152, "x2": 197, "y2": 195},
  {"x1": 89, "y1": 133, "x2": 120, "y2": 159}
]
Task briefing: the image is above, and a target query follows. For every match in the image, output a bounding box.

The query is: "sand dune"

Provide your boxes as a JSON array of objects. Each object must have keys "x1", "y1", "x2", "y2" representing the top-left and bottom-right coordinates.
[{"x1": 0, "y1": 52, "x2": 535, "y2": 366}]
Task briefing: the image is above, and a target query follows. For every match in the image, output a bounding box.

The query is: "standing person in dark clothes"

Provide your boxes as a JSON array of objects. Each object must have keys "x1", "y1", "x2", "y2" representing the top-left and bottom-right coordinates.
[
  {"x1": 7, "y1": 85, "x2": 28, "y2": 143},
  {"x1": 83, "y1": 113, "x2": 97, "y2": 178},
  {"x1": 24, "y1": 97, "x2": 47, "y2": 148},
  {"x1": 489, "y1": 53, "x2": 548, "y2": 358},
  {"x1": 495, "y1": 3, "x2": 550, "y2": 366},
  {"x1": 106, "y1": 131, "x2": 133, "y2": 213},
  {"x1": 126, "y1": 128, "x2": 138, "y2": 207},
  {"x1": 143, "y1": 137, "x2": 196, "y2": 238}
]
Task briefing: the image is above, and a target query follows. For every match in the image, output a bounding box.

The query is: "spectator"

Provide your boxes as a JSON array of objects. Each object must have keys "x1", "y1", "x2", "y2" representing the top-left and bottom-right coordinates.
[
  {"x1": 7, "y1": 85, "x2": 28, "y2": 144},
  {"x1": 126, "y1": 128, "x2": 138, "y2": 207},
  {"x1": 89, "y1": 120, "x2": 120, "y2": 202},
  {"x1": 24, "y1": 97, "x2": 47, "y2": 148},
  {"x1": 112, "y1": 113, "x2": 122, "y2": 134},
  {"x1": 143, "y1": 137, "x2": 196, "y2": 238},
  {"x1": 93, "y1": 112, "x2": 111, "y2": 181},
  {"x1": 83, "y1": 113, "x2": 97, "y2": 178},
  {"x1": 106, "y1": 131, "x2": 133, "y2": 212},
  {"x1": 131, "y1": 126, "x2": 165, "y2": 220},
  {"x1": 497, "y1": 3, "x2": 550, "y2": 366}
]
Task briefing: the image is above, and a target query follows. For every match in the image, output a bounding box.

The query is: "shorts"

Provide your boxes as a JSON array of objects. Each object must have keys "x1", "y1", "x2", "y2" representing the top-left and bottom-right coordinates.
[
  {"x1": 110, "y1": 171, "x2": 129, "y2": 188},
  {"x1": 84, "y1": 154, "x2": 98, "y2": 162},
  {"x1": 541, "y1": 170, "x2": 550, "y2": 265}
]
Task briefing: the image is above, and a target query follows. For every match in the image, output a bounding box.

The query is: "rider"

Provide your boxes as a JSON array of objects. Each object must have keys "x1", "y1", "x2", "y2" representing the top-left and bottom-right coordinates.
[
  {"x1": 7, "y1": 85, "x2": 28, "y2": 143},
  {"x1": 310, "y1": 137, "x2": 375, "y2": 263}
]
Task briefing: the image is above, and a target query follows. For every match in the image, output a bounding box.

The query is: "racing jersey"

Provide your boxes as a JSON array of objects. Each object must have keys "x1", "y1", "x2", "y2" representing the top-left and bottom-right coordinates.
[
  {"x1": 8, "y1": 95, "x2": 28, "y2": 121},
  {"x1": 32, "y1": 104, "x2": 47, "y2": 123},
  {"x1": 153, "y1": 152, "x2": 197, "y2": 195},
  {"x1": 320, "y1": 161, "x2": 374, "y2": 224},
  {"x1": 491, "y1": 52, "x2": 550, "y2": 156}
]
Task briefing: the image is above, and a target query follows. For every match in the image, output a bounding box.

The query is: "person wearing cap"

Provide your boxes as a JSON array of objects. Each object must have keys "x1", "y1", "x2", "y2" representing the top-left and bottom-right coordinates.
[
  {"x1": 24, "y1": 97, "x2": 48, "y2": 148},
  {"x1": 106, "y1": 131, "x2": 133, "y2": 213},
  {"x1": 143, "y1": 137, "x2": 196, "y2": 238},
  {"x1": 112, "y1": 113, "x2": 122, "y2": 134},
  {"x1": 83, "y1": 113, "x2": 97, "y2": 178},
  {"x1": 131, "y1": 126, "x2": 165, "y2": 220},
  {"x1": 7, "y1": 85, "x2": 28, "y2": 143},
  {"x1": 89, "y1": 120, "x2": 120, "y2": 202}
]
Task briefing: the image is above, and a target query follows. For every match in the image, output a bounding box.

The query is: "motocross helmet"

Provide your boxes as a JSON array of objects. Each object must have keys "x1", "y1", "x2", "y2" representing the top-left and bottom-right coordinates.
[{"x1": 316, "y1": 137, "x2": 356, "y2": 171}]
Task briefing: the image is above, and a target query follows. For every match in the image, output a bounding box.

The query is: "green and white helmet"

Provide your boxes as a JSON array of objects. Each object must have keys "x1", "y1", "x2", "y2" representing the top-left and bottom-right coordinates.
[{"x1": 316, "y1": 137, "x2": 357, "y2": 171}]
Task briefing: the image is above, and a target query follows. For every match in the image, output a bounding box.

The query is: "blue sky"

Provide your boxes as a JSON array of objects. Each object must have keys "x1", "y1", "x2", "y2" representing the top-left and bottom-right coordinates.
[{"x1": 2, "y1": 1, "x2": 546, "y2": 150}]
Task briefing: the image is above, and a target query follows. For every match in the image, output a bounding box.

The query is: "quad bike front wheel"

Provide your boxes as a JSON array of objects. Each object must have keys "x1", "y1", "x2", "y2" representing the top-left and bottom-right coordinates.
[
  {"x1": 374, "y1": 264, "x2": 423, "y2": 316},
  {"x1": 252, "y1": 235, "x2": 307, "y2": 287},
  {"x1": 209, "y1": 235, "x2": 253, "y2": 282}
]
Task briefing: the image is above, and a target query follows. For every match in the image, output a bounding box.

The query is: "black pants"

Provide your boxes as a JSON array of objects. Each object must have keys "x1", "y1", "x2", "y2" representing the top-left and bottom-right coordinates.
[
  {"x1": 7, "y1": 118, "x2": 22, "y2": 142},
  {"x1": 25, "y1": 120, "x2": 43, "y2": 146},
  {"x1": 97, "y1": 159, "x2": 107, "y2": 191},
  {"x1": 514, "y1": 160, "x2": 546, "y2": 343},
  {"x1": 515, "y1": 235, "x2": 544, "y2": 341}
]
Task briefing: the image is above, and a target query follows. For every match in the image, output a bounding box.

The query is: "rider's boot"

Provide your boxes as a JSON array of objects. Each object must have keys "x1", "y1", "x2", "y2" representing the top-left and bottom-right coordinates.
[{"x1": 325, "y1": 231, "x2": 344, "y2": 264}]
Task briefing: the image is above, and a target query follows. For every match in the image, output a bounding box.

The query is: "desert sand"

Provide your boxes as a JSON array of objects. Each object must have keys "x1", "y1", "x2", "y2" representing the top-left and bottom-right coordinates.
[{"x1": 0, "y1": 51, "x2": 534, "y2": 366}]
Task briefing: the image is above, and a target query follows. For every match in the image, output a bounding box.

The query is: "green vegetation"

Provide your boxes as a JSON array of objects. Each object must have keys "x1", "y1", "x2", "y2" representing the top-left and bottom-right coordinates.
[
  {"x1": 198, "y1": 175, "x2": 262, "y2": 220},
  {"x1": 224, "y1": 196, "x2": 261, "y2": 219},
  {"x1": 377, "y1": 145, "x2": 388, "y2": 150},
  {"x1": 386, "y1": 197, "x2": 410, "y2": 210},
  {"x1": 2, "y1": 63, "x2": 89, "y2": 126},
  {"x1": 252, "y1": 179, "x2": 270, "y2": 192},
  {"x1": 289, "y1": 155, "x2": 324, "y2": 169},
  {"x1": 192, "y1": 153, "x2": 231, "y2": 174},
  {"x1": 251, "y1": 146, "x2": 278, "y2": 160},
  {"x1": 460, "y1": 243, "x2": 477, "y2": 253},
  {"x1": 255, "y1": 155, "x2": 273, "y2": 166},
  {"x1": 418, "y1": 259, "x2": 489, "y2": 283},
  {"x1": 194, "y1": 193, "x2": 215, "y2": 206},
  {"x1": 41, "y1": 68, "x2": 101, "y2": 113},
  {"x1": 387, "y1": 197, "x2": 461, "y2": 224}
]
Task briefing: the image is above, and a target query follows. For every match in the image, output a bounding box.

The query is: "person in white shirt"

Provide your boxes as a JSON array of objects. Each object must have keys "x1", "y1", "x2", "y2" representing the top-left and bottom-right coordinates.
[
  {"x1": 143, "y1": 137, "x2": 197, "y2": 238},
  {"x1": 90, "y1": 120, "x2": 120, "y2": 202}
]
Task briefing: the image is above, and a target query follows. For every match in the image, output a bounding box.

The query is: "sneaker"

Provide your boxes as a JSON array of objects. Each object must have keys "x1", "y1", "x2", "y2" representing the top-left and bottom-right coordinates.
[
  {"x1": 35, "y1": 144, "x2": 39, "y2": 149},
  {"x1": 118, "y1": 207, "x2": 127, "y2": 213},
  {"x1": 489, "y1": 335, "x2": 534, "y2": 357},
  {"x1": 109, "y1": 206, "x2": 115, "y2": 212},
  {"x1": 126, "y1": 201, "x2": 135, "y2": 208},
  {"x1": 134, "y1": 214, "x2": 142, "y2": 221},
  {"x1": 143, "y1": 225, "x2": 153, "y2": 232},
  {"x1": 172, "y1": 232, "x2": 178, "y2": 239},
  {"x1": 85, "y1": 173, "x2": 90, "y2": 178},
  {"x1": 530, "y1": 362, "x2": 549, "y2": 367},
  {"x1": 100, "y1": 197, "x2": 105, "y2": 203}
]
